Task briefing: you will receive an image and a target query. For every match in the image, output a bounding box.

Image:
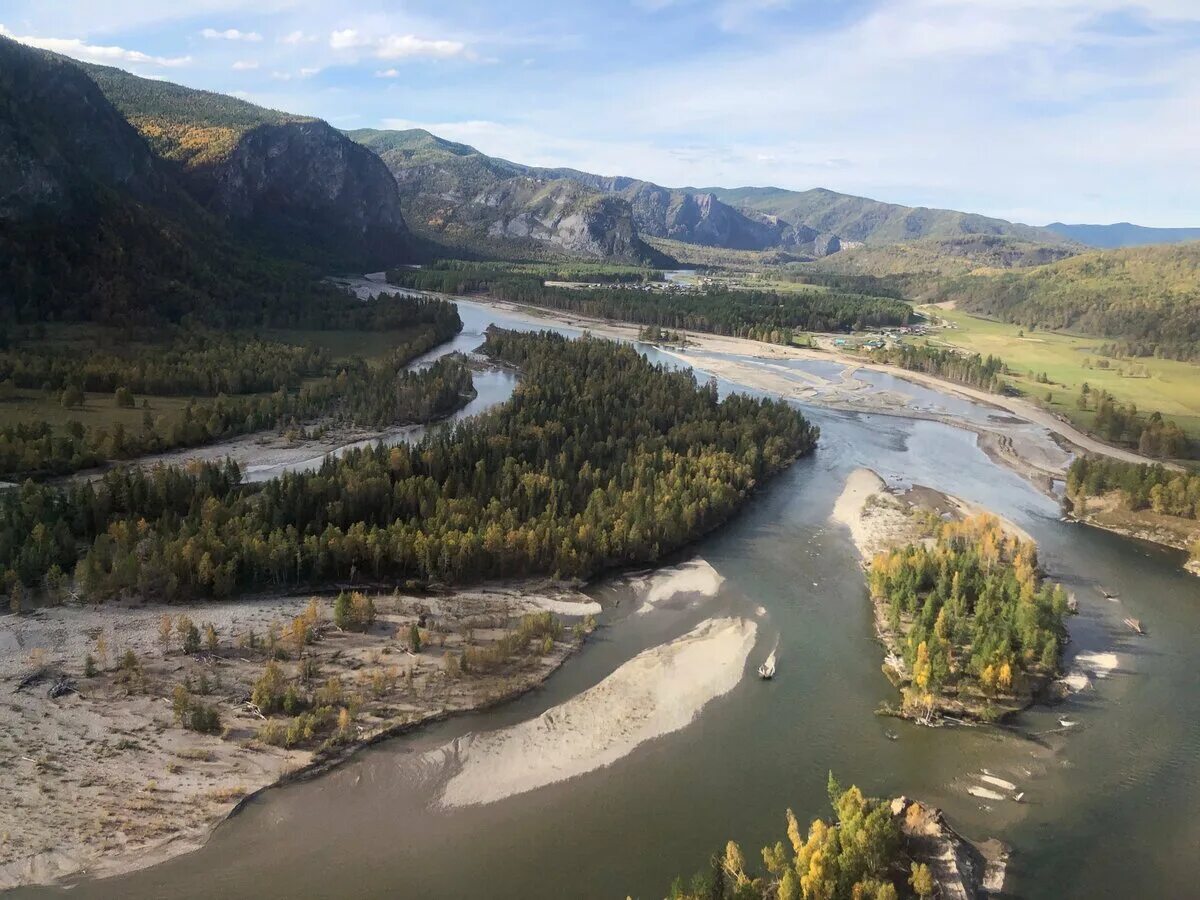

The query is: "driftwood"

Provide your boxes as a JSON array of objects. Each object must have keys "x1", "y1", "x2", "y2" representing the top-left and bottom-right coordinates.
[
  {"x1": 47, "y1": 677, "x2": 77, "y2": 699},
  {"x1": 13, "y1": 667, "x2": 50, "y2": 693}
]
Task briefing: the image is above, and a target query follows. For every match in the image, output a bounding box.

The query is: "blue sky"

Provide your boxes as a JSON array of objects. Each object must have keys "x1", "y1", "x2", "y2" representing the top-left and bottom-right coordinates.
[{"x1": 3, "y1": 0, "x2": 1198, "y2": 226}]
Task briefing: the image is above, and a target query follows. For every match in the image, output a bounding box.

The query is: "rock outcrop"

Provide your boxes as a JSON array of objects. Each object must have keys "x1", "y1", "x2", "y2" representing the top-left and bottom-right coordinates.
[
  {"x1": 892, "y1": 796, "x2": 1004, "y2": 898},
  {"x1": 85, "y1": 65, "x2": 410, "y2": 269},
  {"x1": 350, "y1": 128, "x2": 664, "y2": 264}
]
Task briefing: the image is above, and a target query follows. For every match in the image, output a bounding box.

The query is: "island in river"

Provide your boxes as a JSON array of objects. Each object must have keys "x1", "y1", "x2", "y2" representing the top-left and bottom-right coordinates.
[{"x1": 832, "y1": 468, "x2": 1069, "y2": 724}]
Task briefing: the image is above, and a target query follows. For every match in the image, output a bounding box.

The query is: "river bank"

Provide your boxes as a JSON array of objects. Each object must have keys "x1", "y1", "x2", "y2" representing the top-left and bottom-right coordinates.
[
  {"x1": 0, "y1": 583, "x2": 596, "y2": 891},
  {"x1": 1062, "y1": 491, "x2": 1200, "y2": 577}
]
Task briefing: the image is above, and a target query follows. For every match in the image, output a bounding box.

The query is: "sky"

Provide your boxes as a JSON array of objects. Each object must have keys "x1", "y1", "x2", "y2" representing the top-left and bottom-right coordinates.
[{"x1": 2, "y1": 0, "x2": 1198, "y2": 226}]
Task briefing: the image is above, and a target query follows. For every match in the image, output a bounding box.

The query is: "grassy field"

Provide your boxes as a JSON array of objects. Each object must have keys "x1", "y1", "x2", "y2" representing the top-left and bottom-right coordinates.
[
  {"x1": 0, "y1": 389, "x2": 194, "y2": 431},
  {"x1": 920, "y1": 304, "x2": 1200, "y2": 442}
]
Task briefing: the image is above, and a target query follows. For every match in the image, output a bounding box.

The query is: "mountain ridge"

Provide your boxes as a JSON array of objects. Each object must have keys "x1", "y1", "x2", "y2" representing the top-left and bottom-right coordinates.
[{"x1": 1045, "y1": 221, "x2": 1200, "y2": 249}]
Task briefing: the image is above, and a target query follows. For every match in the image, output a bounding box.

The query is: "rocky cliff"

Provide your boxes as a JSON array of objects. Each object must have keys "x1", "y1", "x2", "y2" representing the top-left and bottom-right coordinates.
[
  {"x1": 86, "y1": 66, "x2": 410, "y2": 269},
  {"x1": 350, "y1": 128, "x2": 667, "y2": 264},
  {"x1": 0, "y1": 39, "x2": 172, "y2": 220}
]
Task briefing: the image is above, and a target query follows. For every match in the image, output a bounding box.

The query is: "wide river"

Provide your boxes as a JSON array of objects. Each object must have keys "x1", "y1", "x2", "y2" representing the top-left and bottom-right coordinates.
[{"x1": 22, "y1": 296, "x2": 1200, "y2": 899}]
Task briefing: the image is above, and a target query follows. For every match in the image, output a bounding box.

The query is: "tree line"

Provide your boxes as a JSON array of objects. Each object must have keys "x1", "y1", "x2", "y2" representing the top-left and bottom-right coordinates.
[
  {"x1": 0, "y1": 330, "x2": 818, "y2": 604},
  {"x1": 1076, "y1": 384, "x2": 1189, "y2": 459},
  {"x1": 385, "y1": 266, "x2": 913, "y2": 342},
  {"x1": 868, "y1": 515, "x2": 1067, "y2": 718},
  {"x1": 868, "y1": 343, "x2": 1008, "y2": 393},
  {"x1": 1066, "y1": 457, "x2": 1200, "y2": 522},
  {"x1": 665, "y1": 777, "x2": 935, "y2": 900},
  {"x1": 0, "y1": 333, "x2": 332, "y2": 396}
]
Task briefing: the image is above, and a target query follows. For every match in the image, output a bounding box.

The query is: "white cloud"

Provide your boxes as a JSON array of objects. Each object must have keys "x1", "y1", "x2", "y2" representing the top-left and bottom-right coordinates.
[
  {"x1": 330, "y1": 28, "x2": 368, "y2": 50},
  {"x1": 375, "y1": 68, "x2": 400, "y2": 78},
  {"x1": 279, "y1": 30, "x2": 315, "y2": 44},
  {"x1": 377, "y1": 34, "x2": 466, "y2": 59},
  {"x1": 0, "y1": 24, "x2": 191, "y2": 66},
  {"x1": 330, "y1": 28, "x2": 471, "y2": 60},
  {"x1": 201, "y1": 27, "x2": 262, "y2": 42},
  {"x1": 271, "y1": 67, "x2": 321, "y2": 81},
  {"x1": 231, "y1": 59, "x2": 258, "y2": 70}
]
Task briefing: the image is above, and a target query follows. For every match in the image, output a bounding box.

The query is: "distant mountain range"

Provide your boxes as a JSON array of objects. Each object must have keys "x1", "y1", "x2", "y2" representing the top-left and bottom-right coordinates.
[
  {"x1": 1045, "y1": 222, "x2": 1200, "y2": 249},
  {"x1": 349, "y1": 127, "x2": 1081, "y2": 263},
  {"x1": 6, "y1": 36, "x2": 1200, "y2": 333}
]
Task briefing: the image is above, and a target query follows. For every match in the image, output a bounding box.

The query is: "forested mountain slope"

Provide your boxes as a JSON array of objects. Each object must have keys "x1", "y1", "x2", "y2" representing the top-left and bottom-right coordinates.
[
  {"x1": 0, "y1": 37, "x2": 404, "y2": 327},
  {"x1": 933, "y1": 242, "x2": 1200, "y2": 360},
  {"x1": 87, "y1": 66, "x2": 410, "y2": 269},
  {"x1": 349, "y1": 128, "x2": 667, "y2": 264}
]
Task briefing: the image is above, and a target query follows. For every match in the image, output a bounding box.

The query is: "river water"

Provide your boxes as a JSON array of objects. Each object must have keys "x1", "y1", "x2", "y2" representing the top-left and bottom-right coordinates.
[{"x1": 22, "y1": 296, "x2": 1200, "y2": 900}]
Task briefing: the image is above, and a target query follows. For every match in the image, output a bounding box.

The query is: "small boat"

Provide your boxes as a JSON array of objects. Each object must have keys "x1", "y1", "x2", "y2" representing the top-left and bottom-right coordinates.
[
  {"x1": 1058, "y1": 718, "x2": 1076, "y2": 728},
  {"x1": 1100, "y1": 586, "x2": 1119, "y2": 601},
  {"x1": 759, "y1": 645, "x2": 777, "y2": 680},
  {"x1": 1013, "y1": 792, "x2": 1025, "y2": 803},
  {"x1": 884, "y1": 729, "x2": 899, "y2": 741},
  {"x1": 1123, "y1": 617, "x2": 1144, "y2": 635}
]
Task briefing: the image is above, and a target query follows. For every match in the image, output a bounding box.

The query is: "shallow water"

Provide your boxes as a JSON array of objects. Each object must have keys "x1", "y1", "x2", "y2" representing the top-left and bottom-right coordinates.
[{"x1": 24, "y1": 297, "x2": 1200, "y2": 900}]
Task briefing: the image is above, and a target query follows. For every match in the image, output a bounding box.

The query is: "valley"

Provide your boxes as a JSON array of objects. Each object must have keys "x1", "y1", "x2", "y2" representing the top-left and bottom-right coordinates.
[{"x1": 2, "y1": 20, "x2": 1200, "y2": 900}]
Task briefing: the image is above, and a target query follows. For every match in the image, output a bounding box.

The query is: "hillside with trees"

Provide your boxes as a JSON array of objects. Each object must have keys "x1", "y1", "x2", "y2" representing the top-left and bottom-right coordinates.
[
  {"x1": 0, "y1": 37, "x2": 412, "y2": 328},
  {"x1": 0, "y1": 331, "x2": 818, "y2": 603},
  {"x1": 86, "y1": 65, "x2": 410, "y2": 270},
  {"x1": 932, "y1": 243, "x2": 1200, "y2": 361}
]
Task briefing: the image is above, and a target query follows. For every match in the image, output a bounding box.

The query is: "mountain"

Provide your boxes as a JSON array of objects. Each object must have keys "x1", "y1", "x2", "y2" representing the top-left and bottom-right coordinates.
[
  {"x1": 1045, "y1": 222, "x2": 1200, "y2": 249},
  {"x1": 518, "y1": 170, "x2": 838, "y2": 254},
  {"x1": 0, "y1": 37, "x2": 381, "y2": 326},
  {"x1": 698, "y1": 186, "x2": 1069, "y2": 247},
  {"x1": 348, "y1": 129, "x2": 667, "y2": 264},
  {"x1": 0, "y1": 35, "x2": 247, "y2": 323},
  {"x1": 354, "y1": 127, "x2": 1072, "y2": 261},
  {"x1": 933, "y1": 242, "x2": 1200, "y2": 360},
  {"x1": 86, "y1": 65, "x2": 410, "y2": 269}
]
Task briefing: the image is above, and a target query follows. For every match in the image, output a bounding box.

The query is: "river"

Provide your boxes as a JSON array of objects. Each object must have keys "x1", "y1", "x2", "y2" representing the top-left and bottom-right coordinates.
[{"x1": 19, "y1": 294, "x2": 1200, "y2": 899}]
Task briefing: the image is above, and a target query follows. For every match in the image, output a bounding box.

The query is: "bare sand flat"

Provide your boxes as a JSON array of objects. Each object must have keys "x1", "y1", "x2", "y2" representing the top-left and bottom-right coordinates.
[
  {"x1": 0, "y1": 583, "x2": 594, "y2": 890},
  {"x1": 634, "y1": 559, "x2": 725, "y2": 615},
  {"x1": 428, "y1": 616, "x2": 757, "y2": 808}
]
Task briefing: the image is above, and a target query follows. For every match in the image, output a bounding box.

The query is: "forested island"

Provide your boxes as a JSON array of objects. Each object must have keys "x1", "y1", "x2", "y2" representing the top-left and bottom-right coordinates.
[
  {"x1": 1, "y1": 330, "x2": 817, "y2": 607},
  {"x1": 869, "y1": 515, "x2": 1067, "y2": 721},
  {"x1": 662, "y1": 779, "x2": 995, "y2": 899},
  {"x1": 834, "y1": 470, "x2": 1067, "y2": 723},
  {"x1": 385, "y1": 264, "x2": 913, "y2": 343}
]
